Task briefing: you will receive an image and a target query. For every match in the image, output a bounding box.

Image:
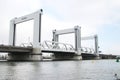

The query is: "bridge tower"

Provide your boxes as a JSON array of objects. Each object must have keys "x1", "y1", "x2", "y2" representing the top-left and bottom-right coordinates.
[
  {"x1": 8, "y1": 9, "x2": 43, "y2": 61},
  {"x1": 81, "y1": 35, "x2": 100, "y2": 59},
  {"x1": 52, "y1": 26, "x2": 82, "y2": 60}
]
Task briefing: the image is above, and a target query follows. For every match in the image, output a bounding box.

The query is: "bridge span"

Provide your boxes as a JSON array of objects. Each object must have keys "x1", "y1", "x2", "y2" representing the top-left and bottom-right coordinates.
[
  {"x1": 0, "y1": 9, "x2": 100, "y2": 61},
  {"x1": 0, "y1": 45, "x2": 32, "y2": 53},
  {"x1": 0, "y1": 40, "x2": 98, "y2": 61}
]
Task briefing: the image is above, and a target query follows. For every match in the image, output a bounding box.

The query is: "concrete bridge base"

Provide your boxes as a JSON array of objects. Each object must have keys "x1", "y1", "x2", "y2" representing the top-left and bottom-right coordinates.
[
  {"x1": 73, "y1": 54, "x2": 82, "y2": 60},
  {"x1": 94, "y1": 56, "x2": 100, "y2": 60},
  {"x1": 7, "y1": 48, "x2": 43, "y2": 61},
  {"x1": 81, "y1": 53, "x2": 100, "y2": 60},
  {"x1": 51, "y1": 53, "x2": 82, "y2": 61},
  {"x1": 7, "y1": 53, "x2": 43, "y2": 61}
]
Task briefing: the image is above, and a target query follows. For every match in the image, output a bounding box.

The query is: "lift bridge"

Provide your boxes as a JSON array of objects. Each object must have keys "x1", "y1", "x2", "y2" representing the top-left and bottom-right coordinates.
[{"x1": 0, "y1": 9, "x2": 100, "y2": 61}]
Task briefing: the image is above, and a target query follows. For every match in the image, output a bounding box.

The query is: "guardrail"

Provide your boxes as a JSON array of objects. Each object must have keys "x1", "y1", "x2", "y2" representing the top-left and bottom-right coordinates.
[
  {"x1": 40, "y1": 41, "x2": 75, "y2": 51},
  {"x1": 20, "y1": 42, "x2": 33, "y2": 47},
  {"x1": 19, "y1": 41, "x2": 95, "y2": 54}
]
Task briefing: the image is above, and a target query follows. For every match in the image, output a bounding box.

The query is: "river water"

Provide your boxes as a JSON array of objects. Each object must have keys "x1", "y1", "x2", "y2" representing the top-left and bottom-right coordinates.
[{"x1": 0, "y1": 60, "x2": 120, "y2": 80}]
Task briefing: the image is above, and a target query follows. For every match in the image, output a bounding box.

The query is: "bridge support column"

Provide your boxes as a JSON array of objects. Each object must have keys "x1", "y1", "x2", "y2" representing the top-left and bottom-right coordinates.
[
  {"x1": 74, "y1": 26, "x2": 82, "y2": 60},
  {"x1": 94, "y1": 56, "x2": 100, "y2": 60},
  {"x1": 73, "y1": 50, "x2": 82, "y2": 60},
  {"x1": 73, "y1": 55, "x2": 82, "y2": 60},
  {"x1": 31, "y1": 47, "x2": 43, "y2": 61}
]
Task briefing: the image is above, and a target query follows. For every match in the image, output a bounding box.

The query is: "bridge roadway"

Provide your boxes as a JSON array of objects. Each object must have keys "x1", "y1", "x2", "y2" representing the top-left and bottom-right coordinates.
[
  {"x1": 0, "y1": 45, "x2": 75, "y2": 54},
  {"x1": 0, "y1": 45, "x2": 32, "y2": 53},
  {"x1": 0, "y1": 45, "x2": 98, "y2": 60}
]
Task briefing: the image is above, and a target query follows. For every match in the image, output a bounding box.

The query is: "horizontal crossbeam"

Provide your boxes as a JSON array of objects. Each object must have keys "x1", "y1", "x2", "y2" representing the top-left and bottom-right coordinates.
[{"x1": 54, "y1": 28, "x2": 75, "y2": 35}]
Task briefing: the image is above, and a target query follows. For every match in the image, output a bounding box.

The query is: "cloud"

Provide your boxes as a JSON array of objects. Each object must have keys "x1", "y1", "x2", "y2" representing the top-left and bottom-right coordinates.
[
  {"x1": 42, "y1": 0, "x2": 120, "y2": 33},
  {"x1": 41, "y1": 0, "x2": 107, "y2": 37}
]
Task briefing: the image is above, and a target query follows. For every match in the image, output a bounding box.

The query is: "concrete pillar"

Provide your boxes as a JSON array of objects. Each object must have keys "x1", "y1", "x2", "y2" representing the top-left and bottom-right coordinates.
[
  {"x1": 94, "y1": 35, "x2": 100, "y2": 59},
  {"x1": 74, "y1": 26, "x2": 82, "y2": 60},
  {"x1": 52, "y1": 30, "x2": 59, "y2": 42},
  {"x1": 74, "y1": 26, "x2": 81, "y2": 52},
  {"x1": 9, "y1": 19, "x2": 16, "y2": 46},
  {"x1": 33, "y1": 11, "x2": 42, "y2": 48}
]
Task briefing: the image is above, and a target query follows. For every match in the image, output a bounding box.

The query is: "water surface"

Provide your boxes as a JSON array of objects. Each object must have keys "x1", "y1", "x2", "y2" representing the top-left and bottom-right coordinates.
[{"x1": 0, "y1": 60, "x2": 120, "y2": 80}]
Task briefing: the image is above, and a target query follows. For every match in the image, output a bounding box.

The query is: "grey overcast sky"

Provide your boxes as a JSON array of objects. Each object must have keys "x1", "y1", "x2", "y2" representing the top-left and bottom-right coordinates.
[{"x1": 0, "y1": 0, "x2": 120, "y2": 55}]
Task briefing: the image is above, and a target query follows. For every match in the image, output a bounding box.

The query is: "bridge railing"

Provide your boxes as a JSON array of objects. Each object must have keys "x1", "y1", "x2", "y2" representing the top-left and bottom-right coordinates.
[
  {"x1": 40, "y1": 41, "x2": 75, "y2": 51},
  {"x1": 81, "y1": 47, "x2": 95, "y2": 54},
  {"x1": 20, "y1": 42, "x2": 33, "y2": 47},
  {"x1": 19, "y1": 41, "x2": 95, "y2": 54}
]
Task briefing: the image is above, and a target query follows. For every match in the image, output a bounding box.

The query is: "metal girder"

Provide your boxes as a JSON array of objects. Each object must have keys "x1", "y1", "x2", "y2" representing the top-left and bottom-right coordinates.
[
  {"x1": 9, "y1": 9, "x2": 43, "y2": 48},
  {"x1": 14, "y1": 10, "x2": 43, "y2": 24},
  {"x1": 52, "y1": 26, "x2": 81, "y2": 55},
  {"x1": 81, "y1": 35, "x2": 99, "y2": 55},
  {"x1": 81, "y1": 35, "x2": 96, "y2": 40},
  {"x1": 54, "y1": 28, "x2": 75, "y2": 35}
]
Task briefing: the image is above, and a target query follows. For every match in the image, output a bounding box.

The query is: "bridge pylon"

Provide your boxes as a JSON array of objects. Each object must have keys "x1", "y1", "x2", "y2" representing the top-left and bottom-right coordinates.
[
  {"x1": 8, "y1": 9, "x2": 43, "y2": 61},
  {"x1": 81, "y1": 35, "x2": 100, "y2": 59},
  {"x1": 52, "y1": 26, "x2": 82, "y2": 60}
]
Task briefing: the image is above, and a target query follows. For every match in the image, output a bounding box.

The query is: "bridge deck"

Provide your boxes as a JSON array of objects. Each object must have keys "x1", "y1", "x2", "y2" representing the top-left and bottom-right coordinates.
[
  {"x1": 0, "y1": 45, "x2": 75, "y2": 54},
  {"x1": 41, "y1": 49, "x2": 75, "y2": 54},
  {"x1": 0, "y1": 45, "x2": 94, "y2": 55},
  {"x1": 0, "y1": 45, "x2": 32, "y2": 53}
]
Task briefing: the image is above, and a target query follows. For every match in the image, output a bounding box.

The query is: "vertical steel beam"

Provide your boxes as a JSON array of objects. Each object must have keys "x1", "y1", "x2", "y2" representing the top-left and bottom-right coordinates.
[
  {"x1": 9, "y1": 19, "x2": 16, "y2": 46},
  {"x1": 94, "y1": 35, "x2": 99, "y2": 55},
  {"x1": 33, "y1": 10, "x2": 42, "y2": 47},
  {"x1": 74, "y1": 26, "x2": 81, "y2": 54},
  {"x1": 52, "y1": 30, "x2": 59, "y2": 42}
]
